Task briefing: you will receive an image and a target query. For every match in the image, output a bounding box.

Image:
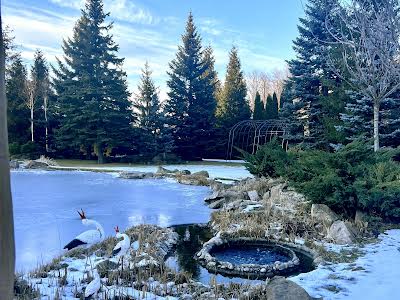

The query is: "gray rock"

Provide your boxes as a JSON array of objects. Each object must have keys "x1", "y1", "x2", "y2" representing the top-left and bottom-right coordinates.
[
  {"x1": 265, "y1": 276, "x2": 316, "y2": 300},
  {"x1": 25, "y1": 160, "x2": 49, "y2": 169},
  {"x1": 328, "y1": 220, "x2": 356, "y2": 244},
  {"x1": 247, "y1": 190, "x2": 260, "y2": 201},
  {"x1": 204, "y1": 190, "x2": 247, "y2": 204},
  {"x1": 311, "y1": 204, "x2": 340, "y2": 228},
  {"x1": 208, "y1": 199, "x2": 226, "y2": 209},
  {"x1": 119, "y1": 171, "x2": 154, "y2": 179},
  {"x1": 9, "y1": 160, "x2": 20, "y2": 169},
  {"x1": 192, "y1": 170, "x2": 210, "y2": 178},
  {"x1": 178, "y1": 169, "x2": 191, "y2": 175}
]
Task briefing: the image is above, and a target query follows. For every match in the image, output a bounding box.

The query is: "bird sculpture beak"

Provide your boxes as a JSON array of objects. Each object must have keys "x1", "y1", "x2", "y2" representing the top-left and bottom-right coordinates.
[
  {"x1": 77, "y1": 209, "x2": 86, "y2": 219},
  {"x1": 114, "y1": 225, "x2": 119, "y2": 233}
]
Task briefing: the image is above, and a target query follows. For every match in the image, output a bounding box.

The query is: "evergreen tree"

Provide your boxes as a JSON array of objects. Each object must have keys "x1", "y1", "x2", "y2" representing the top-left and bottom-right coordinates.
[
  {"x1": 53, "y1": 0, "x2": 133, "y2": 163},
  {"x1": 6, "y1": 54, "x2": 30, "y2": 147},
  {"x1": 134, "y1": 62, "x2": 160, "y2": 131},
  {"x1": 217, "y1": 46, "x2": 250, "y2": 129},
  {"x1": 30, "y1": 50, "x2": 50, "y2": 151},
  {"x1": 165, "y1": 13, "x2": 217, "y2": 160},
  {"x1": 134, "y1": 62, "x2": 163, "y2": 158},
  {"x1": 253, "y1": 92, "x2": 264, "y2": 120},
  {"x1": 263, "y1": 94, "x2": 278, "y2": 120},
  {"x1": 285, "y1": 0, "x2": 346, "y2": 149}
]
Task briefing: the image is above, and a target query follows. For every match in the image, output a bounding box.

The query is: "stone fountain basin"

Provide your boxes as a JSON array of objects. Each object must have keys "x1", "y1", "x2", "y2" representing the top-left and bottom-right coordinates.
[{"x1": 196, "y1": 237, "x2": 315, "y2": 279}]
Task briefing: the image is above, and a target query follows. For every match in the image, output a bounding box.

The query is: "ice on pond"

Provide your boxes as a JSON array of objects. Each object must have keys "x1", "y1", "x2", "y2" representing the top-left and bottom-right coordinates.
[
  {"x1": 11, "y1": 170, "x2": 211, "y2": 272},
  {"x1": 211, "y1": 246, "x2": 291, "y2": 265}
]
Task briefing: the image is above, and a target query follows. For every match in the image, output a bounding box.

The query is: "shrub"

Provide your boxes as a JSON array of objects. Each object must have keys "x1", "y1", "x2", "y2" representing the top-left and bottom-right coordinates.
[
  {"x1": 241, "y1": 140, "x2": 400, "y2": 220},
  {"x1": 9, "y1": 142, "x2": 21, "y2": 156},
  {"x1": 239, "y1": 139, "x2": 294, "y2": 178},
  {"x1": 20, "y1": 141, "x2": 40, "y2": 159}
]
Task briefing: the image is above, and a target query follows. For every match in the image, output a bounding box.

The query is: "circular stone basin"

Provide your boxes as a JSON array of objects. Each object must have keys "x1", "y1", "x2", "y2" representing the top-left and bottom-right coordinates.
[
  {"x1": 210, "y1": 245, "x2": 291, "y2": 266},
  {"x1": 196, "y1": 238, "x2": 308, "y2": 279}
]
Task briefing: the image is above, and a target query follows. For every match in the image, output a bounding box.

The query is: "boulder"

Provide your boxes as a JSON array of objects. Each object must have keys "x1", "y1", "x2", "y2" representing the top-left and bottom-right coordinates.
[
  {"x1": 177, "y1": 175, "x2": 209, "y2": 186},
  {"x1": 265, "y1": 276, "x2": 316, "y2": 300},
  {"x1": 155, "y1": 166, "x2": 180, "y2": 174},
  {"x1": 247, "y1": 190, "x2": 260, "y2": 201},
  {"x1": 119, "y1": 171, "x2": 154, "y2": 179},
  {"x1": 25, "y1": 160, "x2": 49, "y2": 169},
  {"x1": 208, "y1": 199, "x2": 226, "y2": 209},
  {"x1": 204, "y1": 190, "x2": 248, "y2": 204},
  {"x1": 9, "y1": 160, "x2": 20, "y2": 169},
  {"x1": 178, "y1": 169, "x2": 191, "y2": 175},
  {"x1": 156, "y1": 166, "x2": 170, "y2": 174},
  {"x1": 192, "y1": 170, "x2": 210, "y2": 178},
  {"x1": 311, "y1": 204, "x2": 340, "y2": 228},
  {"x1": 327, "y1": 220, "x2": 356, "y2": 244}
]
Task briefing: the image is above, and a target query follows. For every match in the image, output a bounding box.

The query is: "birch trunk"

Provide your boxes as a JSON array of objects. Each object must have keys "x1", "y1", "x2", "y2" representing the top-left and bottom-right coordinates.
[
  {"x1": 44, "y1": 94, "x2": 48, "y2": 152},
  {"x1": 373, "y1": 101, "x2": 380, "y2": 152},
  {"x1": 29, "y1": 88, "x2": 34, "y2": 142},
  {"x1": 0, "y1": 11, "x2": 16, "y2": 299}
]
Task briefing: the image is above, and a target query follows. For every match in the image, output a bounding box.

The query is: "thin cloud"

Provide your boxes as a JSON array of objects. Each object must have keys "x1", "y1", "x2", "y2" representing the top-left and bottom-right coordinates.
[{"x1": 49, "y1": 0, "x2": 156, "y2": 25}]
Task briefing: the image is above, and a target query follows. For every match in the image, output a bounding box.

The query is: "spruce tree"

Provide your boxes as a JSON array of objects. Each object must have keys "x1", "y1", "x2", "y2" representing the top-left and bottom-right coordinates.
[
  {"x1": 217, "y1": 46, "x2": 250, "y2": 129},
  {"x1": 165, "y1": 13, "x2": 217, "y2": 160},
  {"x1": 253, "y1": 92, "x2": 264, "y2": 120},
  {"x1": 53, "y1": 0, "x2": 133, "y2": 163},
  {"x1": 263, "y1": 94, "x2": 279, "y2": 120},
  {"x1": 30, "y1": 50, "x2": 50, "y2": 151},
  {"x1": 286, "y1": 0, "x2": 346, "y2": 149},
  {"x1": 6, "y1": 54, "x2": 30, "y2": 147},
  {"x1": 134, "y1": 62, "x2": 163, "y2": 158}
]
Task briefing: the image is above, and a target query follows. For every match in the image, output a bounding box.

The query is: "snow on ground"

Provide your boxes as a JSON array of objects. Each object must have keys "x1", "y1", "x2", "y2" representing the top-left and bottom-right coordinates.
[
  {"x1": 54, "y1": 164, "x2": 252, "y2": 181},
  {"x1": 28, "y1": 254, "x2": 178, "y2": 300},
  {"x1": 291, "y1": 229, "x2": 400, "y2": 300}
]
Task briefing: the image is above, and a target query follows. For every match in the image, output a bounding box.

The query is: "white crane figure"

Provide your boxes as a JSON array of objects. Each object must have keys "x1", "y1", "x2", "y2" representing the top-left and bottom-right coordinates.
[
  {"x1": 64, "y1": 209, "x2": 105, "y2": 250},
  {"x1": 84, "y1": 268, "x2": 101, "y2": 299},
  {"x1": 112, "y1": 225, "x2": 131, "y2": 272}
]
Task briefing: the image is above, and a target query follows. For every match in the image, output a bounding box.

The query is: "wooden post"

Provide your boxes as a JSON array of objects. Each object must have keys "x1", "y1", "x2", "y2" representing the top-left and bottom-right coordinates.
[{"x1": 0, "y1": 7, "x2": 16, "y2": 299}]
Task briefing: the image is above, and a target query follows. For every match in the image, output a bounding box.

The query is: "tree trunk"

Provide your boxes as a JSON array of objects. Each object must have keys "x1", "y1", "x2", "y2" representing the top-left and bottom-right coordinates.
[
  {"x1": 96, "y1": 144, "x2": 105, "y2": 164},
  {"x1": 44, "y1": 94, "x2": 48, "y2": 152},
  {"x1": 373, "y1": 101, "x2": 380, "y2": 152},
  {"x1": 0, "y1": 12, "x2": 16, "y2": 299},
  {"x1": 30, "y1": 104, "x2": 34, "y2": 142}
]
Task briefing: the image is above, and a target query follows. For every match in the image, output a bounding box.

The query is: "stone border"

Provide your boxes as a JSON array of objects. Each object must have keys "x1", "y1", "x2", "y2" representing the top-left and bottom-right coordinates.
[{"x1": 196, "y1": 236, "x2": 317, "y2": 279}]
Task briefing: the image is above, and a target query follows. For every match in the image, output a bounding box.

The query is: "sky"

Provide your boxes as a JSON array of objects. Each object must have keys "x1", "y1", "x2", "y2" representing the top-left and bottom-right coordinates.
[{"x1": 2, "y1": 0, "x2": 305, "y2": 99}]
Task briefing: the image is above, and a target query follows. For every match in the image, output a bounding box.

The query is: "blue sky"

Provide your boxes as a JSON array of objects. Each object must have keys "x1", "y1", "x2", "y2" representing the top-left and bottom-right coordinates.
[{"x1": 3, "y1": 0, "x2": 305, "y2": 98}]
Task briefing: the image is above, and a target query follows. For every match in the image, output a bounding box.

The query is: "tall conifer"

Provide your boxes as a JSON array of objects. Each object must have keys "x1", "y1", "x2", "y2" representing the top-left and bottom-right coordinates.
[{"x1": 53, "y1": 0, "x2": 133, "y2": 163}]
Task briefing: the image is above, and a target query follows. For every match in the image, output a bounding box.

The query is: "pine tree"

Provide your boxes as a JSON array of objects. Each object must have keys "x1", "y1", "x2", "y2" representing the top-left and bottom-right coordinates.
[
  {"x1": 285, "y1": 0, "x2": 346, "y2": 149},
  {"x1": 263, "y1": 94, "x2": 278, "y2": 120},
  {"x1": 217, "y1": 46, "x2": 250, "y2": 129},
  {"x1": 53, "y1": 0, "x2": 133, "y2": 163},
  {"x1": 134, "y1": 62, "x2": 163, "y2": 158},
  {"x1": 165, "y1": 13, "x2": 217, "y2": 160},
  {"x1": 6, "y1": 54, "x2": 30, "y2": 147},
  {"x1": 252, "y1": 92, "x2": 264, "y2": 120},
  {"x1": 30, "y1": 50, "x2": 50, "y2": 151}
]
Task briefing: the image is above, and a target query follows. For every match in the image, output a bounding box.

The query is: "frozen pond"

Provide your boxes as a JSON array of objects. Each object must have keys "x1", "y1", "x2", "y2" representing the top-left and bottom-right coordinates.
[{"x1": 11, "y1": 170, "x2": 211, "y2": 272}]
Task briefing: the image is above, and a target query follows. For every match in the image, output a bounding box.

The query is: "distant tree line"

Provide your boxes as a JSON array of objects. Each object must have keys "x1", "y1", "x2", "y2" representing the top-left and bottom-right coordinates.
[
  {"x1": 4, "y1": 0, "x2": 253, "y2": 163},
  {"x1": 4, "y1": 0, "x2": 400, "y2": 164}
]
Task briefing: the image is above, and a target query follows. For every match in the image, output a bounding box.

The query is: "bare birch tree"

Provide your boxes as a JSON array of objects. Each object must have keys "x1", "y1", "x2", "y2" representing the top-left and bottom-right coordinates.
[
  {"x1": 0, "y1": 9, "x2": 16, "y2": 299},
  {"x1": 326, "y1": 0, "x2": 400, "y2": 151},
  {"x1": 247, "y1": 67, "x2": 289, "y2": 111},
  {"x1": 27, "y1": 78, "x2": 36, "y2": 142}
]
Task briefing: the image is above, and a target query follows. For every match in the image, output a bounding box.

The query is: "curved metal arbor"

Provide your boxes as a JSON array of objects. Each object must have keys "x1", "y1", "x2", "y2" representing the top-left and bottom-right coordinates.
[{"x1": 226, "y1": 120, "x2": 289, "y2": 159}]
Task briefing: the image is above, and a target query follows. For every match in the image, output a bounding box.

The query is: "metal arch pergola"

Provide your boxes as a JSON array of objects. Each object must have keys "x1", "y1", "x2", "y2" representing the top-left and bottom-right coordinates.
[{"x1": 226, "y1": 120, "x2": 289, "y2": 160}]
